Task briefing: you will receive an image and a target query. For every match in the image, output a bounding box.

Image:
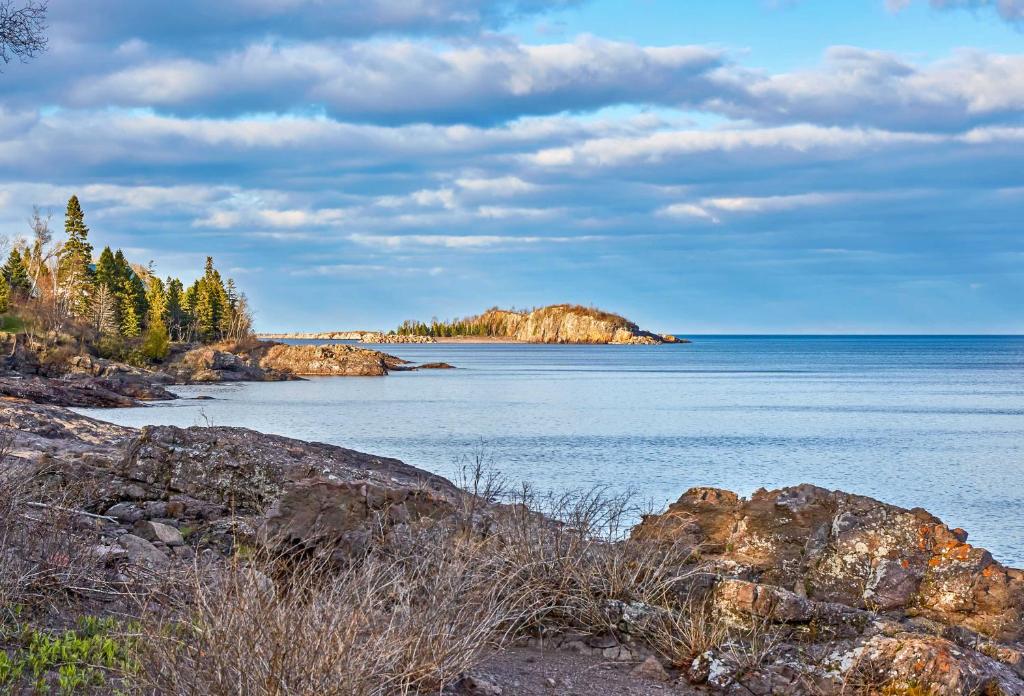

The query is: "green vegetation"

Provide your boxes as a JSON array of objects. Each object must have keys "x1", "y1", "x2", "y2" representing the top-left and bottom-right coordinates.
[
  {"x1": 0, "y1": 616, "x2": 137, "y2": 695},
  {"x1": 0, "y1": 195, "x2": 254, "y2": 363}
]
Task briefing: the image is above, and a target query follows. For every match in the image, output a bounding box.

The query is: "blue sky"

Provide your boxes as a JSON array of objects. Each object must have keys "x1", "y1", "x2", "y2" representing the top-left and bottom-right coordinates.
[{"x1": 0, "y1": 0, "x2": 1021, "y2": 333}]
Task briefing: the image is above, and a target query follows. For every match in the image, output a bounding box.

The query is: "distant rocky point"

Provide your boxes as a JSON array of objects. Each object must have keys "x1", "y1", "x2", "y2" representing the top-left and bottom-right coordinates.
[
  {"x1": 264, "y1": 305, "x2": 686, "y2": 345},
  {"x1": 257, "y1": 331, "x2": 437, "y2": 344},
  {"x1": 399, "y1": 304, "x2": 685, "y2": 344}
]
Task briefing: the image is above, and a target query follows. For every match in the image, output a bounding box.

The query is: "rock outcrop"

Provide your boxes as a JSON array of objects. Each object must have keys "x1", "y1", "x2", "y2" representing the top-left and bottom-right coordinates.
[
  {"x1": 167, "y1": 341, "x2": 411, "y2": 382},
  {"x1": 634, "y1": 484, "x2": 1024, "y2": 693},
  {"x1": 0, "y1": 400, "x2": 465, "y2": 567},
  {"x1": 0, "y1": 333, "x2": 177, "y2": 406},
  {"x1": 408, "y1": 305, "x2": 685, "y2": 344},
  {"x1": 254, "y1": 342, "x2": 410, "y2": 376},
  {"x1": 487, "y1": 305, "x2": 677, "y2": 344},
  {"x1": 2, "y1": 400, "x2": 1020, "y2": 694},
  {"x1": 0, "y1": 334, "x2": 450, "y2": 406}
]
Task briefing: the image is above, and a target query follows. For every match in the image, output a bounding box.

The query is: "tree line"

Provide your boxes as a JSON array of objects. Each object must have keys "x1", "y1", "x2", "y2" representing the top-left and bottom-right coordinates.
[
  {"x1": 0, "y1": 195, "x2": 253, "y2": 362},
  {"x1": 394, "y1": 307, "x2": 528, "y2": 338}
]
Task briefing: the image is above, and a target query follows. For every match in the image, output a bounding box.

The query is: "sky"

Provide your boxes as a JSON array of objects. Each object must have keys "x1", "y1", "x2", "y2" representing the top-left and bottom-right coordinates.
[{"x1": 0, "y1": 0, "x2": 1022, "y2": 334}]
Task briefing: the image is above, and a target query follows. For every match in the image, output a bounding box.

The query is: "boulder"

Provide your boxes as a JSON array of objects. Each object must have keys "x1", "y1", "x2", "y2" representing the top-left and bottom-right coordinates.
[
  {"x1": 630, "y1": 656, "x2": 670, "y2": 682},
  {"x1": 119, "y1": 423, "x2": 456, "y2": 514},
  {"x1": 116, "y1": 533, "x2": 169, "y2": 569},
  {"x1": 254, "y1": 343, "x2": 407, "y2": 377},
  {"x1": 634, "y1": 484, "x2": 1024, "y2": 641},
  {"x1": 260, "y1": 478, "x2": 458, "y2": 556},
  {"x1": 133, "y1": 520, "x2": 184, "y2": 547}
]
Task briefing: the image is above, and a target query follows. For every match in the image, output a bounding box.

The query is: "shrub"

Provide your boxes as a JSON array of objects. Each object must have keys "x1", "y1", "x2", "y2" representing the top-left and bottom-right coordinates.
[{"x1": 141, "y1": 320, "x2": 170, "y2": 362}]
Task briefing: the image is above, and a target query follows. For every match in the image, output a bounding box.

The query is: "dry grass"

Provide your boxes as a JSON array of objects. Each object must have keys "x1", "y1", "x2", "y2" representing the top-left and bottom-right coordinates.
[
  {"x1": 2, "y1": 433, "x2": 733, "y2": 695},
  {"x1": 130, "y1": 536, "x2": 533, "y2": 696},
  {"x1": 0, "y1": 429, "x2": 109, "y2": 619},
  {"x1": 128, "y1": 471, "x2": 721, "y2": 696}
]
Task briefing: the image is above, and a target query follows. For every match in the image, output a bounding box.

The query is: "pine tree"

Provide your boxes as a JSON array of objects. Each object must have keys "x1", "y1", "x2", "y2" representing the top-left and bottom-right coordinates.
[
  {"x1": 2, "y1": 249, "x2": 31, "y2": 297},
  {"x1": 195, "y1": 256, "x2": 229, "y2": 342},
  {"x1": 145, "y1": 276, "x2": 166, "y2": 321},
  {"x1": 164, "y1": 277, "x2": 185, "y2": 340},
  {"x1": 0, "y1": 277, "x2": 9, "y2": 314},
  {"x1": 118, "y1": 279, "x2": 141, "y2": 338},
  {"x1": 57, "y1": 195, "x2": 95, "y2": 317},
  {"x1": 196, "y1": 281, "x2": 219, "y2": 342},
  {"x1": 95, "y1": 246, "x2": 119, "y2": 291},
  {"x1": 141, "y1": 276, "x2": 170, "y2": 360}
]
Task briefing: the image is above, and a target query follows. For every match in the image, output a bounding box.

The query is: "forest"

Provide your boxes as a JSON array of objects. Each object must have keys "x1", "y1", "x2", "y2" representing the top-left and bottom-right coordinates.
[{"x1": 0, "y1": 195, "x2": 253, "y2": 364}]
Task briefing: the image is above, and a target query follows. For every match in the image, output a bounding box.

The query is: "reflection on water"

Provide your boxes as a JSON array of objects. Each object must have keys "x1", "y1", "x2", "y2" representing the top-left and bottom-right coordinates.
[{"x1": 75, "y1": 336, "x2": 1024, "y2": 564}]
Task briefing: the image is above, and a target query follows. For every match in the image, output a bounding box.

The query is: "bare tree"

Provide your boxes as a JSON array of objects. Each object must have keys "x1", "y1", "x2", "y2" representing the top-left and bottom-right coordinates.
[
  {"x1": 0, "y1": 0, "x2": 47, "y2": 66},
  {"x1": 26, "y1": 205, "x2": 53, "y2": 289},
  {"x1": 91, "y1": 284, "x2": 117, "y2": 336}
]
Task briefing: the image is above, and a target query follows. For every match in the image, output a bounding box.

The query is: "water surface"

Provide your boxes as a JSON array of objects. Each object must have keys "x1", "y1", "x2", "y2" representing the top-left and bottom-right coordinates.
[{"x1": 76, "y1": 336, "x2": 1024, "y2": 564}]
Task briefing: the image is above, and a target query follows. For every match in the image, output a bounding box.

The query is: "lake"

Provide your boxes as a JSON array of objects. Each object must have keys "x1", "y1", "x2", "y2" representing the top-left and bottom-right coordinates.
[{"x1": 75, "y1": 336, "x2": 1024, "y2": 565}]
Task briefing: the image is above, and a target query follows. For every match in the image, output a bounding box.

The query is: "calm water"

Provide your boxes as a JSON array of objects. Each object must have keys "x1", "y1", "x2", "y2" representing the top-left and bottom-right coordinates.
[{"x1": 75, "y1": 336, "x2": 1024, "y2": 565}]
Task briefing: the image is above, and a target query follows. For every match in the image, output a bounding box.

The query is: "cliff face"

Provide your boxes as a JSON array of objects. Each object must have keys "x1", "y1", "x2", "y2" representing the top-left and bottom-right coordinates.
[{"x1": 475, "y1": 305, "x2": 678, "y2": 344}]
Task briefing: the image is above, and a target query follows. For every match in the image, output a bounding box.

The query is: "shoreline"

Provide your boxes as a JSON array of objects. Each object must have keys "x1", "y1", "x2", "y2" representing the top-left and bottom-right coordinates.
[
  {"x1": 4, "y1": 396, "x2": 1023, "y2": 694},
  {"x1": 261, "y1": 334, "x2": 689, "y2": 345}
]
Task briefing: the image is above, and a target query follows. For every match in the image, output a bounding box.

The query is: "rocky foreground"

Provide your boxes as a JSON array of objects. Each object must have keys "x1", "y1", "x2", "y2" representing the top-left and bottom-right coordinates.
[
  {"x1": 0, "y1": 398, "x2": 1021, "y2": 694},
  {"x1": 0, "y1": 333, "x2": 451, "y2": 408}
]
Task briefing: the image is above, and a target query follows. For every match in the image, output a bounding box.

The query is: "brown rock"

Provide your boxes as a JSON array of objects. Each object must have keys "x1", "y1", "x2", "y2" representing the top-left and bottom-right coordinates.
[
  {"x1": 133, "y1": 520, "x2": 184, "y2": 547},
  {"x1": 634, "y1": 484, "x2": 1024, "y2": 641},
  {"x1": 255, "y1": 342, "x2": 407, "y2": 376},
  {"x1": 260, "y1": 478, "x2": 458, "y2": 555},
  {"x1": 630, "y1": 656, "x2": 670, "y2": 682}
]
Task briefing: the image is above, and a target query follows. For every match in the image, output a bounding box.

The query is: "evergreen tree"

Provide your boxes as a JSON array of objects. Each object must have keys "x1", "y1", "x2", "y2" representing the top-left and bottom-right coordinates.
[
  {"x1": 0, "y1": 277, "x2": 9, "y2": 314},
  {"x1": 118, "y1": 279, "x2": 142, "y2": 337},
  {"x1": 57, "y1": 195, "x2": 94, "y2": 317},
  {"x1": 194, "y1": 256, "x2": 229, "y2": 342},
  {"x1": 164, "y1": 277, "x2": 185, "y2": 340},
  {"x1": 145, "y1": 276, "x2": 166, "y2": 320},
  {"x1": 2, "y1": 248, "x2": 31, "y2": 297},
  {"x1": 95, "y1": 246, "x2": 119, "y2": 291},
  {"x1": 142, "y1": 276, "x2": 170, "y2": 360},
  {"x1": 196, "y1": 281, "x2": 219, "y2": 342}
]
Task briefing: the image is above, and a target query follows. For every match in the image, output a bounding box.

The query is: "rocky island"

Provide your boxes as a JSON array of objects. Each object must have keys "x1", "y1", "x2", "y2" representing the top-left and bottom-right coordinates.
[
  {"x1": 393, "y1": 304, "x2": 686, "y2": 344},
  {"x1": 261, "y1": 305, "x2": 685, "y2": 345}
]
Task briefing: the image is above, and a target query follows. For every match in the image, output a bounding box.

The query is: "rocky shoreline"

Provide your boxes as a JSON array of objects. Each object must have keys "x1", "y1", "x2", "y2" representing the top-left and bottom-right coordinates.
[
  {"x1": 0, "y1": 333, "x2": 453, "y2": 408},
  {"x1": 0, "y1": 392, "x2": 1021, "y2": 694}
]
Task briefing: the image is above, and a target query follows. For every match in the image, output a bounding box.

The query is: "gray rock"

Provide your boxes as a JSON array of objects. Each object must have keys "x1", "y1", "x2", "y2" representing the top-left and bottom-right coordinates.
[
  {"x1": 105, "y1": 502, "x2": 144, "y2": 523},
  {"x1": 133, "y1": 520, "x2": 184, "y2": 547},
  {"x1": 865, "y1": 557, "x2": 921, "y2": 611},
  {"x1": 116, "y1": 534, "x2": 169, "y2": 569},
  {"x1": 456, "y1": 675, "x2": 502, "y2": 696}
]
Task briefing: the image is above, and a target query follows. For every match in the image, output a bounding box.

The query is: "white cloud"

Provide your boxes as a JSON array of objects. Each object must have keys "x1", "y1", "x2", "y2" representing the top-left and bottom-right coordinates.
[
  {"x1": 455, "y1": 175, "x2": 537, "y2": 195},
  {"x1": 659, "y1": 204, "x2": 720, "y2": 224},
  {"x1": 65, "y1": 37, "x2": 729, "y2": 125},
  {"x1": 890, "y1": 0, "x2": 1024, "y2": 22},
  {"x1": 348, "y1": 233, "x2": 602, "y2": 249},
  {"x1": 531, "y1": 124, "x2": 942, "y2": 168}
]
